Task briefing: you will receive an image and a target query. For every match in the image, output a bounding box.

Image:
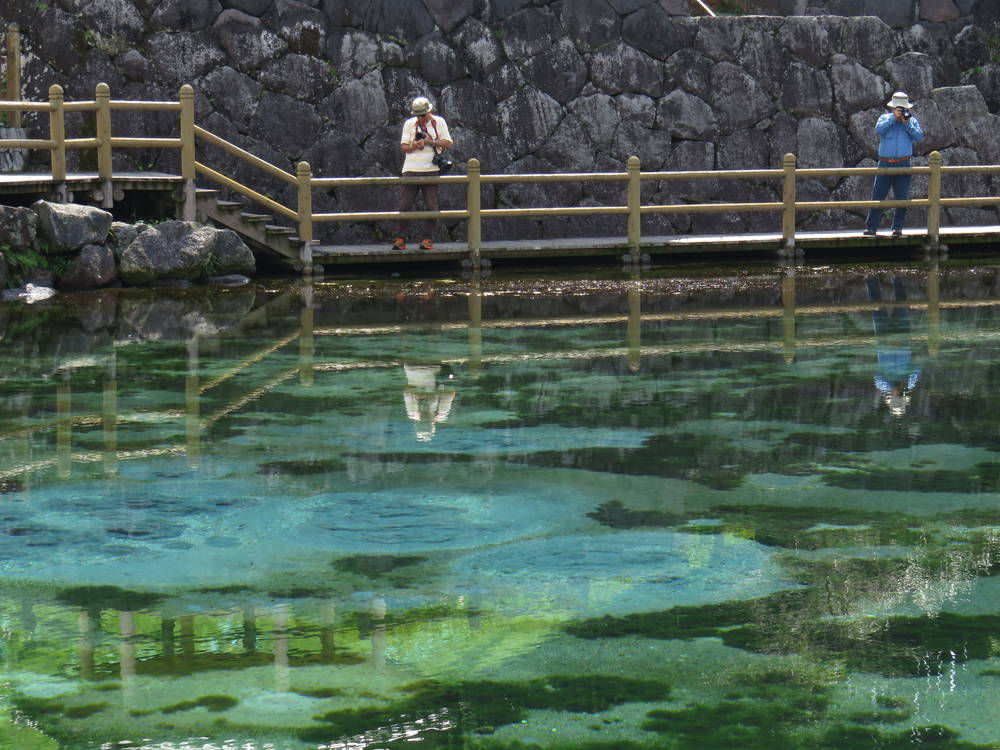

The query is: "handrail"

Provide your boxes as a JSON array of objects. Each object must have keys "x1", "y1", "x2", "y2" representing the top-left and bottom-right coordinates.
[{"x1": 2, "y1": 83, "x2": 1000, "y2": 270}]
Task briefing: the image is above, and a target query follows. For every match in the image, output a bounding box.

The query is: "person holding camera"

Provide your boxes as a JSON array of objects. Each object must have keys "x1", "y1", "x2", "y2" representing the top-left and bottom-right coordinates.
[
  {"x1": 863, "y1": 92, "x2": 924, "y2": 238},
  {"x1": 393, "y1": 97, "x2": 453, "y2": 251}
]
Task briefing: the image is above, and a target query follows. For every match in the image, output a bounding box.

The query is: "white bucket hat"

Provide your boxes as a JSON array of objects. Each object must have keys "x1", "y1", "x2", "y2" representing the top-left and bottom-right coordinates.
[
  {"x1": 887, "y1": 92, "x2": 912, "y2": 109},
  {"x1": 410, "y1": 96, "x2": 432, "y2": 115}
]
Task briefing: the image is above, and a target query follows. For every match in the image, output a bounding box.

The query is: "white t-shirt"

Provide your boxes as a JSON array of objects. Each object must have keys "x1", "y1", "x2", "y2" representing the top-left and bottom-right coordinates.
[{"x1": 400, "y1": 115, "x2": 451, "y2": 173}]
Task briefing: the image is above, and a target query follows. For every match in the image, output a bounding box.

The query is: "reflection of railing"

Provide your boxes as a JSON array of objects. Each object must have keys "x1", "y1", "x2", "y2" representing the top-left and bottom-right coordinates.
[{"x1": 5, "y1": 265, "x2": 1000, "y2": 481}]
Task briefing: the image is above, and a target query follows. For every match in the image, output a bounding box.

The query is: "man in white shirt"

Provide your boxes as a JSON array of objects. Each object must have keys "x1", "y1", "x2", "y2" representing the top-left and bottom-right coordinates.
[{"x1": 394, "y1": 97, "x2": 453, "y2": 251}]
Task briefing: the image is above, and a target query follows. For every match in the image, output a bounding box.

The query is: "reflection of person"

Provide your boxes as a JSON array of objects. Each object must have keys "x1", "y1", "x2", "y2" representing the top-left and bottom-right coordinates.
[
  {"x1": 393, "y1": 97, "x2": 453, "y2": 252},
  {"x1": 864, "y1": 92, "x2": 924, "y2": 238},
  {"x1": 867, "y1": 275, "x2": 920, "y2": 416},
  {"x1": 402, "y1": 364, "x2": 456, "y2": 441}
]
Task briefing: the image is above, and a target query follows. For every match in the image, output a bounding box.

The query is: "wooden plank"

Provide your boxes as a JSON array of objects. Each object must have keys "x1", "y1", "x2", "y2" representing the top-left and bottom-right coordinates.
[{"x1": 312, "y1": 225, "x2": 1000, "y2": 265}]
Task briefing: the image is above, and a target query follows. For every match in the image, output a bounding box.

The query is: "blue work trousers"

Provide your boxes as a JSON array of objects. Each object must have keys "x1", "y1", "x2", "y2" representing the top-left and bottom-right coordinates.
[{"x1": 866, "y1": 158, "x2": 912, "y2": 232}]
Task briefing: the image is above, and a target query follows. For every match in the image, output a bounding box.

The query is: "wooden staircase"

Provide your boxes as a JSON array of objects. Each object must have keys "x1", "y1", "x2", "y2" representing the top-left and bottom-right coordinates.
[{"x1": 194, "y1": 187, "x2": 311, "y2": 271}]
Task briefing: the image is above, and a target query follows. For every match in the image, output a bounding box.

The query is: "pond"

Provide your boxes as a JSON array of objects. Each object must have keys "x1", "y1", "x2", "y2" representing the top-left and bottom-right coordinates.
[{"x1": 2, "y1": 257, "x2": 1000, "y2": 749}]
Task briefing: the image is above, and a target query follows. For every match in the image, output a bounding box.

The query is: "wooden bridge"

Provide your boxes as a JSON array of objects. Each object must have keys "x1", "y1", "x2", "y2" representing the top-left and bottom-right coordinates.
[{"x1": 3, "y1": 79, "x2": 1000, "y2": 273}]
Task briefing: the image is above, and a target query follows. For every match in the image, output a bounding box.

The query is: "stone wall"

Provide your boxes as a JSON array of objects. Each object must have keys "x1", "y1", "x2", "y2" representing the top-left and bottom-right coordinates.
[
  {"x1": 753, "y1": 0, "x2": 995, "y2": 32},
  {"x1": 2, "y1": 0, "x2": 1000, "y2": 243}
]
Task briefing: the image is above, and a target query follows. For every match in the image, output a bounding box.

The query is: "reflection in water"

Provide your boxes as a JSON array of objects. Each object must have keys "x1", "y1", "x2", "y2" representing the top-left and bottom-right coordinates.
[
  {"x1": 402, "y1": 364, "x2": 456, "y2": 441},
  {"x1": 868, "y1": 274, "x2": 921, "y2": 416},
  {"x1": 4, "y1": 265, "x2": 1000, "y2": 749}
]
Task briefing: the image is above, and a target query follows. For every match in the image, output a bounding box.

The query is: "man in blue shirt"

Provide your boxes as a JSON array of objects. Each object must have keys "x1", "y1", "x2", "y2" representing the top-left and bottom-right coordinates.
[{"x1": 864, "y1": 92, "x2": 925, "y2": 238}]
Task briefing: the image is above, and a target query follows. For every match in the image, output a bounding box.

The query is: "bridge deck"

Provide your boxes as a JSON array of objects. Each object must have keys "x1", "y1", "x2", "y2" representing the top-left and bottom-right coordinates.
[
  {"x1": 0, "y1": 171, "x2": 182, "y2": 196},
  {"x1": 313, "y1": 225, "x2": 1000, "y2": 265}
]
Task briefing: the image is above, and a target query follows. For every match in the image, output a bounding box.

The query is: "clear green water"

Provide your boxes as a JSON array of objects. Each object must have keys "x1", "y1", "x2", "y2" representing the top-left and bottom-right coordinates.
[{"x1": 3, "y1": 261, "x2": 1000, "y2": 749}]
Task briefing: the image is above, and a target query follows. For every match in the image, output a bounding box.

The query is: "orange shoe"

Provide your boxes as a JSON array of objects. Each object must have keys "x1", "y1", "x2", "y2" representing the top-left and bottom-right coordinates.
[
  {"x1": 392, "y1": 237, "x2": 406, "y2": 250},
  {"x1": 420, "y1": 238, "x2": 435, "y2": 250}
]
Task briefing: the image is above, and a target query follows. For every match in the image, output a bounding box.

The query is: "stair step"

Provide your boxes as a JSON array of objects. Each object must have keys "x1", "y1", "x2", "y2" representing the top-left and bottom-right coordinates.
[
  {"x1": 241, "y1": 213, "x2": 272, "y2": 223},
  {"x1": 264, "y1": 225, "x2": 294, "y2": 234},
  {"x1": 216, "y1": 200, "x2": 243, "y2": 210}
]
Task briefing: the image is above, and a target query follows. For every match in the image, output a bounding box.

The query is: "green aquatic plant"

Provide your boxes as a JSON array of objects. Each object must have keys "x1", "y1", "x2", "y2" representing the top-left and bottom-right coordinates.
[
  {"x1": 54, "y1": 585, "x2": 166, "y2": 613},
  {"x1": 299, "y1": 675, "x2": 671, "y2": 745},
  {"x1": 333, "y1": 554, "x2": 429, "y2": 578},
  {"x1": 161, "y1": 695, "x2": 238, "y2": 713}
]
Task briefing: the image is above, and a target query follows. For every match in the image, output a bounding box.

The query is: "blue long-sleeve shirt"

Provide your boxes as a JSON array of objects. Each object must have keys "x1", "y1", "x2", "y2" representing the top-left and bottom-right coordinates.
[{"x1": 875, "y1": 112, "x2": 924, "y2": 159}]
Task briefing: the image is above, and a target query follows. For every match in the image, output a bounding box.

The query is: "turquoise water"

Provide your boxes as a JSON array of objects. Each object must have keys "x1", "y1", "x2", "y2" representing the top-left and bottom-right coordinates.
[{"x1": 3, "y1": 261, "x2": 1000, "y2": 749}]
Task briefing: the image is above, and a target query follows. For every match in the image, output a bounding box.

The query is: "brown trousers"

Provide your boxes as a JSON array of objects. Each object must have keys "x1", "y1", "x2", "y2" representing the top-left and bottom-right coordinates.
[{"x1": 397, "y1": 172, "x2": 439, "y2": 240}]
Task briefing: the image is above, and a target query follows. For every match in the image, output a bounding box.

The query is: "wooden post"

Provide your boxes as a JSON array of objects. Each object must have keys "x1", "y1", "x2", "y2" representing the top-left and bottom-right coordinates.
[
  {"x1": 926, "y1": 150, "x2": 942, "y2": 253},
  {"x1": 296, "y1": 160, "x2": 314, "y2": 274},
  {"x1": 48, "y1": 84, "x2": 67, "y2": 188},
  {"x1": 782, "y1": 153, "x2": 796, "y2": 254},
  {"x1": 5, "y1": 24, "x2": 21, "y2": 128},
  {"x1": 627, "y1": 155, "x2": 641, "y2": 260},
  {"x1": 179, "y1": 85, "x2": 196, "y2": 221},
  {"x1": 95, "y1": 83, "x2": 113, "y2": 207},
  {"x1": 466, "y1": 158, "x2": 481, "y2": 265}
]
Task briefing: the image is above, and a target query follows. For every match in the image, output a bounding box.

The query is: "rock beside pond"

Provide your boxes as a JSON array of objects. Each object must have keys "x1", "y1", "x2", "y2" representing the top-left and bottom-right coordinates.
[
  {"x1": 0, "y1": 205, "x2": 39, "y2": 252},
  {"x1": 33, "y1": 200, "x2": 113, "y2": 255},
  {"x1": 0, "y1": 203, "x2": 257, "y2": 292},
  {"x1": 119, "y1": 220, "x2": 217, "y2": 285},
  {"x1": 1, "y1": 283, "x2": 57, "y2": 304},
  {"x1": 58, "y1": 244, "x2": 118, "y2": 291}
]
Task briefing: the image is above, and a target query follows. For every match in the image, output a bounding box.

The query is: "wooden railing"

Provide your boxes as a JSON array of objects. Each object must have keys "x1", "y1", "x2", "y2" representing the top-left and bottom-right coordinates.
[{"x1": 2, "y1": 83, "x2": 1000, "y2": 272}]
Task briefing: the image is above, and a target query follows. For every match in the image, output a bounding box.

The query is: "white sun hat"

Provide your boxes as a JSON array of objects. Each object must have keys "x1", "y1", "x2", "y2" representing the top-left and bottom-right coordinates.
[
  {"x1": 410, "y1": 96, "x2": 432, "y2": 115},
  {"x1": 887, "y1": 92, "x2": 912, "y2": 109}
]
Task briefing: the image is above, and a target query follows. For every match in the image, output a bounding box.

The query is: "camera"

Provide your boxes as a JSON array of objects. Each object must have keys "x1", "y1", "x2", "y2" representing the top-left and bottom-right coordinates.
[
  {"x1": 432, "y1": 152, "x2": 454, "y2": 173},
  {"x1": 414, "y1": 130, "x2": 427, "y2": 140},
  {"x1": 898, "y1": 108, "x2": 911, "y2": 120}
]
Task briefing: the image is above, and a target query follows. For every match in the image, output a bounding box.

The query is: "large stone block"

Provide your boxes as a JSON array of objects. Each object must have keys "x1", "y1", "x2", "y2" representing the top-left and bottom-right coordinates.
[
  {"x1": 214, "y1": 9, "x2": 288, "y2": 71},
  {"x1": 118, "y1": 221, "x2": 217, "y2": 285},
  {"x1": 57, "y1": 244, "x2": 118, "y2": 291},
  {"x1": 151, "y1": 0, "x2": 222, "y2": 31},
  {"x1": 657, "y1": 89, "x2": 718, "y2": 140},
  {"x1": 710, "y1": 62, "x2": 776, "y2": 133},
  {"x1": 560, "y1": 0, "x2": 621, "y2": 52},
  {"x1": 210, "y1": 229, "x2": 256, "y2": 275},
  {"x1": 0, "y1": 205, "x2": 39, "y2": 252},
  {"x1": 523, "y1": 37, "x2": 588, "y2": 104},
  {"x1": 590, "y1": 43, "x2": 663, "y2": 97},
  {"x1": 33, "y1": 202, "x2": 113, "y2": 255}
]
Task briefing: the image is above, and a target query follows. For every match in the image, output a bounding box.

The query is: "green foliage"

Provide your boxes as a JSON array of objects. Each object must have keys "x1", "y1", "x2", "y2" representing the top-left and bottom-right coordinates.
[
  {"x1": 716, "y1": 0, "x2": 746, "y2": 14},
  {"x1": 300, "y1": 675, "x2": 671, "y2": 745},
  {"x1": 2, "y1": 243, "x2": 69, "y2": 288},
  {"x1": 986, "y1": 33, "x2": 1000, "y2": 63}
]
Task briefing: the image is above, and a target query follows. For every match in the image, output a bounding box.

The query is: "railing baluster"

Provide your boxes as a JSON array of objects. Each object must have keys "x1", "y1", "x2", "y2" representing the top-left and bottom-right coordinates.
[
  {"x1": 467, "y1": 158, "x2": 481, "y2": 266},
  {"x1": 48, "y1": 84, "x2": 67, "y2": 196},
  {"x1": 296, "y1": 160, "x2": 314, "y2": 274},
  {"x1": 927, "y1": 150, "x2": 942, "y2": 254},
  {"x1": 782, "y1": 152, "x2": 796, "y2": 254},
  {"x1": 95, "y1": 83, "x2": 113, "y2": 207},
  {"x1": 627, "y1": 155, "x2": 641, "y2": 259},
  {"x1": 179, "y1": 84, "x2": 196, "y2": 221}
]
